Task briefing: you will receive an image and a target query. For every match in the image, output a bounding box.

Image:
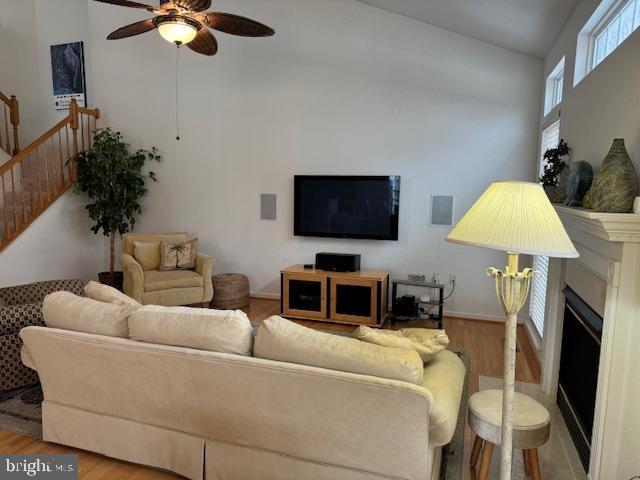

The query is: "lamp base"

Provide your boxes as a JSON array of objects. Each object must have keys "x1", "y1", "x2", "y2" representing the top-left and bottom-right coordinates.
[{"x1": 487, "y1": 252, "x2": 534, "y2": 480}]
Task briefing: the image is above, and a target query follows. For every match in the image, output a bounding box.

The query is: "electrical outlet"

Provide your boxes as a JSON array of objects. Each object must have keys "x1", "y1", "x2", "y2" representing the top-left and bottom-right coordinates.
[
  {"x1": 450, "y1": 274, "x2": 456, "y2": 284},
  {"x1": 432, "y1": 273, "x2": 440, "y2": 283}
]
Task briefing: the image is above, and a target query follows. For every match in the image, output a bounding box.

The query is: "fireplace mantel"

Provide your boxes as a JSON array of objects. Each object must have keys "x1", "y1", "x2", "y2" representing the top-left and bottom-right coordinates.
[
  {"x1": 542, "y1": 206, "x2": 640, "y2": 480},
  {"x1": 554, "y1": 205, "x2": 640, "y2": 243}
]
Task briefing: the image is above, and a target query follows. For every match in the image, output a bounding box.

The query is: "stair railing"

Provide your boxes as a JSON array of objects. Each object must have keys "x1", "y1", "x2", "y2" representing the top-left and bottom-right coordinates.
[
  {"x1": 0, "y1": 99, "x2": 100, "y2": 252},
  {"x1": 0, "y1": 92, "x2": 20, "y2": 156}
]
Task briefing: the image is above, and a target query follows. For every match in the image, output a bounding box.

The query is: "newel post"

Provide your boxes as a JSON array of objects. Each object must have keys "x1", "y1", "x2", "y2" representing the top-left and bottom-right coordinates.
[
  {"x1": 10, "y1": 95, "x2": 19, "y2": 155},
  {"x1": 69, "y1": 99, "x2": 80, "y2": 152},
  {"x1": 69, "y1": 99, "x2": 80, "y2": 179}
]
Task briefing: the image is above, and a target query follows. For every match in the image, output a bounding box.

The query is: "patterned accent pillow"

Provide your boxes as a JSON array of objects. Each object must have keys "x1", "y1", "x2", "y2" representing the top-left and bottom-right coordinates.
[{"x1": 159, "y1": 238, "x2": 198, "y2": 271}]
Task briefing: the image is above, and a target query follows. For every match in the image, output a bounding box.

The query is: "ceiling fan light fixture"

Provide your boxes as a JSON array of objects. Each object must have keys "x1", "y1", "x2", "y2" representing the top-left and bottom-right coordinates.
[{"x1": 154, "y1": 15, "x2": 200, "y2": 45}]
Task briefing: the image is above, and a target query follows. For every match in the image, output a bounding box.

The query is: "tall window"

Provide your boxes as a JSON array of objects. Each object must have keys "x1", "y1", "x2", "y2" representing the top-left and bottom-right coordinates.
[
  {"x1": 544, "y1": 58, "x2": 565, "y2": 116},
  {"x1": 530, "y1": 121, "x2": 561, "y2": 339},
  {"x1": 592, "y1": 0, "x2": 640, "y2": 68}
]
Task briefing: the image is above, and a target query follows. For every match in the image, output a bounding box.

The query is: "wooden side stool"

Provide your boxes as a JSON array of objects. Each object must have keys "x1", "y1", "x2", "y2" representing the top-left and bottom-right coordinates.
[{"x1": 468, "y1": 389, "x2": 550, "y2": 480}]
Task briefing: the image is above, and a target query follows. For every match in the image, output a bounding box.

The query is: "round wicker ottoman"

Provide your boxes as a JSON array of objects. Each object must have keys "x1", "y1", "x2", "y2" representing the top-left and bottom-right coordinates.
[{"x1": 211, "y1": 273, "x2": 250, "y2": 309}]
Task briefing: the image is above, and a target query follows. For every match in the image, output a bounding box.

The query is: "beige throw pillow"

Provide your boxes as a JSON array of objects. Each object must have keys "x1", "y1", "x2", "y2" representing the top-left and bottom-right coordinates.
[
  {"x1": 43, "y1": 291, "x2": 134, "y2": 338},
  {"x1": 133, "y1": 241, "x2": 161, "y2": 271},
  {"x1": 159, "y1": 239, "x2": 198, "y2": 271},
  {"x1": 353, "y1": 326, "x2": 449, "y2": 363},
  {"x1": 84, "y1": 281, "x2": 140, "y2": 306},
  {"x1": 128, "y1": 305, "x2": 254, "y2": 356},
  {"x1": 254, "y1": 316, "x2": 424, "y2": 385}
]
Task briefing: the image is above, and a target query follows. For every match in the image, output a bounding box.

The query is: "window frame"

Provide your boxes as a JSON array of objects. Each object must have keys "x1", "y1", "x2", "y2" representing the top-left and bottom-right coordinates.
[
  {"x1": 586, "y1": 0, "x2": 640, "y2": 72},
  {"x1": 543, "y1": 57, "x2": 565, "y2": 116}
]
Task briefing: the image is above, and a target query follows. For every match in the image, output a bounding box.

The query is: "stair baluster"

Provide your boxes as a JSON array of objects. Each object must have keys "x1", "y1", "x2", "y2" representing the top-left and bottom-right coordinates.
[{"x1": 0, "y1": 98, "x2": 100, "y2": 252}]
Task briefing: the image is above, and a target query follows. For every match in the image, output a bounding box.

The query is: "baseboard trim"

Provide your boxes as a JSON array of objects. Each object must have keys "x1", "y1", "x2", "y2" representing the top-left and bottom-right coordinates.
[
  {"x1": 251, "y1": 292, "x2": 280, "y2": 300},
  {"x1": 249, "y1": 294, "x2": 526, "y2": 324},
  {"x1": 445, "y1": 310, "x2": 526, "y2": 324},
  {"x1": 523, "y1": 317, "x2": 543, "y2": 364}
]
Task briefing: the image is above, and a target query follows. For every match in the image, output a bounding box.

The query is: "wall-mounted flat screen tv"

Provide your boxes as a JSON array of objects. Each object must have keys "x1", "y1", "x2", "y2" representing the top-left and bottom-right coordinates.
[{"x1": 294, "y1": 175, "x2": 400, "y2": 240}]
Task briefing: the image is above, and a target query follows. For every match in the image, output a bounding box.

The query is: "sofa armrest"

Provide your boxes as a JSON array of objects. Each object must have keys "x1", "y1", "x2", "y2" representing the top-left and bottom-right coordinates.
[
  {"x1": 421, "y1": 349, "x2": 466, "y2": 447},
  {"x1": 0, "y1": 303, "x2": 44, "y2": 336},
  {"x1": 121, "y1": 253, "x2": 144, "y2": 303},
  {"x1": 196, "y1": 253, "x2": 215, "y2": 303},
  {"x1": 21, "y1": 345, "x2": 37, "y2": 371}
]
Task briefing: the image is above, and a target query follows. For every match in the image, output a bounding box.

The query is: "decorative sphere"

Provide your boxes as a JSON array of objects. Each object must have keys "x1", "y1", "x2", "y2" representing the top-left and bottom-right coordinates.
[{"x1": 565, "y1": 161, "x2": 594, "y2": 207}]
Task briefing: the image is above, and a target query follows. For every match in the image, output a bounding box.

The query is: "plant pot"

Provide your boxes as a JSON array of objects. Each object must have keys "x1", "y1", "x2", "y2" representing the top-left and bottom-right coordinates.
[
  {"x1": 98, "y1": 271, "x2": 124, "y2": 292},
  {"x1": 543, "y1": 185, "x2": 560, "y2": 203}
]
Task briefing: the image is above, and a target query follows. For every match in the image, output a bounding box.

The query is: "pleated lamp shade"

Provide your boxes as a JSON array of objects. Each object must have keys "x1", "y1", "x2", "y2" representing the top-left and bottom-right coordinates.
[{"x1": 446, "y1": 181, "x2": 579, "y2": 258}]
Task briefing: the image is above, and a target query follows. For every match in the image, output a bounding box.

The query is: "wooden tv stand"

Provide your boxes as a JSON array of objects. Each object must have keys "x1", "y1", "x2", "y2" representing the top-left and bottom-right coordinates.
[{"x1": 280, "y1": 265, "x2": 389, "y2": 327}]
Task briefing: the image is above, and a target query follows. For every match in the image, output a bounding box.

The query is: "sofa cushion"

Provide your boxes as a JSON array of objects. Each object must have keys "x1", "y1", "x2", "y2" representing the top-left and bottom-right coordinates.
[
  {"x1": 353, "y1": 326, "x2": 449, "y2": 363},
  {"x1": 84, "y1": 281, "x2": 141, "y2": 306},
  {"x1": 254, "y1": 316, "x2": 424, "y2": 385},
  {"x1": 133, "y1": 241, "x2": 162, "y2": 271},
  {"x1": 128, "y1": 305, "x2": 254, "y2": 356},
  {"x1": 42, "y1": 291, "x2": 132, "y2": 338},
  {"x1": 144, "y1": 270, "x2": 203, "y2": 292}
]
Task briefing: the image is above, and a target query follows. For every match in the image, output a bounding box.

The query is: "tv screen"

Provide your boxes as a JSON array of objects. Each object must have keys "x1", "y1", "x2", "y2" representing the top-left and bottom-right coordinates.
[{"x1": 294, "y1": 175, "x2": 400, "y2": 240}]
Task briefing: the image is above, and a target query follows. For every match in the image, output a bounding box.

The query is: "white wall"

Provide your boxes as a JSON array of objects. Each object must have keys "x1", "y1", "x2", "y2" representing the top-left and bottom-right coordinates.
[
  {"x1": 0, "y1": 192, "x2": 105, "y2": 287},
  {"x1": 0, "y1": 0, "x2": 42, "y2": 146},
  {"x1": 542, "y1": 3, "x2": 640, "y2": 479},
  {"x1": 0, "y1": 0, "x2": 90, "y2": 145},
  {"x1": 88, "y1": 0, "x2": 542, "y2": 320},
  {"x1": 543, "y1": 0, "x2": 640, "y2": 174}
]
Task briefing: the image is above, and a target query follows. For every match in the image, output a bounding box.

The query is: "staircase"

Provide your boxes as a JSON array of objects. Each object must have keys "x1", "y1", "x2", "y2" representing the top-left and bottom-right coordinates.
[{"x1": 0, "y1": 93, "x2": 100, "y2": 253}]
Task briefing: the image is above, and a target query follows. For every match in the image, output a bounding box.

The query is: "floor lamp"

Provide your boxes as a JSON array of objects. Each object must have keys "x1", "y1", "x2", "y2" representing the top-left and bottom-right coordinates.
[{"x1": 445, "y1": 182, "x2": 578, "y2": 479}]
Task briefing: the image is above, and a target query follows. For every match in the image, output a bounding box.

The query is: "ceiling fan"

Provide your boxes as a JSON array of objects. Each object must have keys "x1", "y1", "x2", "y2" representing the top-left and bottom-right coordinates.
[{"x1": 95, "y1": 0, "x2": 275, "y2": 56}]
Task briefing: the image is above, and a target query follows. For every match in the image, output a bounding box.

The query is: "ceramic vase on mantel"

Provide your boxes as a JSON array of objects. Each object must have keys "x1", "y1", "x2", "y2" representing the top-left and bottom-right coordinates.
[{"x1": 590, "y1": 138, "x2": 638, "y2": 213}]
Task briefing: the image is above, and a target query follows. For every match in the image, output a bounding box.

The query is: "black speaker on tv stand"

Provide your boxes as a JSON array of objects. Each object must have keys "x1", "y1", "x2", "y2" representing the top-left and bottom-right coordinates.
[{"x1": 315, "y1": 253, "x2": 361, "y2": 273}]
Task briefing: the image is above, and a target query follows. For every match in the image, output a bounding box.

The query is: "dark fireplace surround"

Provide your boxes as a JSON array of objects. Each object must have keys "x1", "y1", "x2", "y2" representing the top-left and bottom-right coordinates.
[{"x1": 558, "y1": 287, "x2": 603, "y2": 473}]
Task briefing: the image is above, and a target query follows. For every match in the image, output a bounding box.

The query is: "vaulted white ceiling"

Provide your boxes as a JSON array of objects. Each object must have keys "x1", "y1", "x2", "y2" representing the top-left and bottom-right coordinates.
[{"x1": 355, "y1": 0, "x2": 579, "y2": 58}]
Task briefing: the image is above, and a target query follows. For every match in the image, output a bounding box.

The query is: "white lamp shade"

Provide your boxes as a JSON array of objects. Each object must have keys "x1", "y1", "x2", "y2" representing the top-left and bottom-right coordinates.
[{"x1": 446, "y1": 181, "x2": 579, "y2": 258}]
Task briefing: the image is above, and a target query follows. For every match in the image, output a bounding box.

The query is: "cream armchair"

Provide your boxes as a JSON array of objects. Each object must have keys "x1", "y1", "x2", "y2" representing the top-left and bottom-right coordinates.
[{"x1": 120, "y1": 233, "x2": 214, "y2": 306}]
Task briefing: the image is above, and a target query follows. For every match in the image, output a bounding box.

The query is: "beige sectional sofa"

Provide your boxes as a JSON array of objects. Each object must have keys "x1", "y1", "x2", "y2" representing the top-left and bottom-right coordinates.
[{"x1": 20, "y1": 291, "x2": 466, "y2": 480}]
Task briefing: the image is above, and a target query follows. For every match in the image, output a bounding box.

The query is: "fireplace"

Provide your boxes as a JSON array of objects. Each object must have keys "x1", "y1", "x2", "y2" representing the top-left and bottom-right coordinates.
[{"x1": 557, "y1": 287, "x2": 602, "y2": 472}]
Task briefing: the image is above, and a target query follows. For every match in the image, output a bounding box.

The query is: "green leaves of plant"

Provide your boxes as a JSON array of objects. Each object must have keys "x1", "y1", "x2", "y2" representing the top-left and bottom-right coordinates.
[
  {"x1": 72, "y1": 127, "x2": 161, "y2": 238},
  {"x1": 538, "y1": 139, "x2": 571, "y2": 187}
]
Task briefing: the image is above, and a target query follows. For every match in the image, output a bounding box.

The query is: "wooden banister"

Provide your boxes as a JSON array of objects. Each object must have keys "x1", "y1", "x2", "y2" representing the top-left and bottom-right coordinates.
[
  {"x1": 0, "y1": 98, "x2": 100, "y2": 253},
  {"x1": 0, "y1": 91, "x2": 20, "y2": 156}
]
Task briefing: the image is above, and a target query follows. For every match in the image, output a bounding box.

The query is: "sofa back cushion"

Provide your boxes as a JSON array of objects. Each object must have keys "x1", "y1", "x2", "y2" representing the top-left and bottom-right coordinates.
[
  {"x1": 128, "y1": 306, "x2": 254, "y2": 356},
  {"x1": 43, "y1": 291, "x2": 132, "y2": 337},
  {"x1": 123, "y1": 233, "x2": 188, "y2": 256},
  {"x1": 353, "y1": 326, "x2": 449, "y2": 363},
  {"x1": 84, "y1": 281, "x2": 141, "y2": 306},
  {"x1": 133, "y1": 242, "x2": 162, "y2": 271},
  {"x1": 254, "y1": 316, "x2": 424, "y2": 385}
]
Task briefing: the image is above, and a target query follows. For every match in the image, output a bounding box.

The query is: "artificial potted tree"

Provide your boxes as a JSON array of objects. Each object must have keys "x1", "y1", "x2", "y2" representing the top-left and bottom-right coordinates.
[
  {"x1": 538, "y1": 139, "x2": 571, "y2": 203},
  {"x1": 73, "y1": 128, "x2": 160, "y2": 290}
]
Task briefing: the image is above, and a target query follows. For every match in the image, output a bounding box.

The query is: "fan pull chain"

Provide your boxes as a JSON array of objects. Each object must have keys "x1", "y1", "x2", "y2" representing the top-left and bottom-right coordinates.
[{"x1": 175, "y1": 44, "x2": 181, "y2": 141}]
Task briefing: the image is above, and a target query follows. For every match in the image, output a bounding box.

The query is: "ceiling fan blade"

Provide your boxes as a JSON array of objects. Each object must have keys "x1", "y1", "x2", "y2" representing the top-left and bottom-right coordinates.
[
  {"x1": 187, "y1": 28, "x2": 218, "y2": 56},
  {"x1": 107, "y1": 19, "x2": 157, "y2": 40},
  {"x1": 162, "y1": 0, "x2": 212, "y2": 12},
  {"x1": 199, "y1": 12, "x2": 275, "y2": 37},
  {"x1": 94, "y1": 0, "x2": 158, "y2": 13}
]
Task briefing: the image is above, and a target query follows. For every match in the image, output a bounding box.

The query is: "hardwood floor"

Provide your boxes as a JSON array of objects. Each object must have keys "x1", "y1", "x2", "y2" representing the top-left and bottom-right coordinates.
[{"x1": 0, "y1": 298, "x2": 540, "y2": 478}]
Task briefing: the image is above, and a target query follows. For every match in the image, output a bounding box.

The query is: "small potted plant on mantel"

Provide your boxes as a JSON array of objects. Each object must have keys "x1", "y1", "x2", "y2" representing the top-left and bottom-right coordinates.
[
  {"x1": 73, "y1": 128, "x2": 161, "y2": 290},
  {"x1": 538, "y1": 139, "x2": 571, "y2": 203}
]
